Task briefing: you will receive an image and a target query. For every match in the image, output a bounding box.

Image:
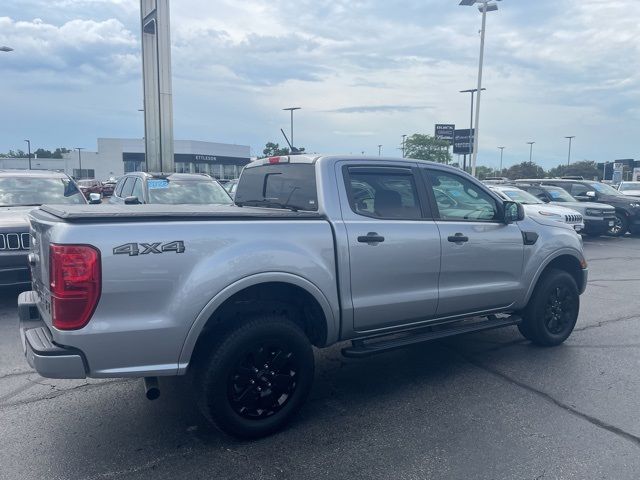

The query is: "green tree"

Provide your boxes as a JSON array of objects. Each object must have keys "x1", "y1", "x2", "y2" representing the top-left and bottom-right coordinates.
[
  {"x1": 262, "y1": 142, "x2": 289, "y2": 157},
  {"x1": 505, "y1": 161, "x2": 545, "y2": 180},
  {"x1": 547, "y1": 160, "x2": 600, "y2": 180},
  {"x1": 34, "y1": 148, "x2": 53, "y2": 158},
  {"x1": 475, "y1": 165, "x2": 497, "y2": 180},
  {"x1": 52, "y1": 147, "x2": 71, "y2": 159},
  {"x1": 261, "y1": 142, "x2": 306, "y2": 158},
  {"x1": 404, "y1": 134, "x2": 452, "y2": 164}
]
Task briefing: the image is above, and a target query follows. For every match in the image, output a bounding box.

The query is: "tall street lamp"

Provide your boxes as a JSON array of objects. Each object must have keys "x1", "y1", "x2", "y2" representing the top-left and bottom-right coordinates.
[
  {"x1": 527, "y1": 142, "x2": 535, "y2": 162},
  {"x1": 24, "y1": 139, "x2": 32, "y2": 170},
  {"x1": 282, "y1": 107, "x2": 301, "y2": 149},
  {"x1": 76, "y1": 147, "x2": 85, "y2": 179},
  {"x1": 0, "y1": 46, "x2": 14, "y2": 52},
  {"x1": 401, "y1": 134, "x2": 407, "y2": 158},
  {"x1": 565, "y1": 136, "x2": 575, "y2": 166},
  {"x1": 459, "y1": 0, "x2": 503, "y2": 177},
  {"x1": 460, "y1": 87, "x2": 486, "y2": 172},
  {"x1": 378, "y1": 145, "x2": 383, "y2": 156},
  {"x1": 498, "y1": 146, "x2": 505, "y2": 174}
]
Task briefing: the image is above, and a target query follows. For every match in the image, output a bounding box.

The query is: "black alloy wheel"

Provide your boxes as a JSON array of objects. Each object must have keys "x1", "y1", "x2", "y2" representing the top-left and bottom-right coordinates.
[
  {"x1": 544, "y1": 285, "x2": 578, "y2": 336},
  {"x1": 228, "y1": 343, "x2": 299, "y2": 420}
]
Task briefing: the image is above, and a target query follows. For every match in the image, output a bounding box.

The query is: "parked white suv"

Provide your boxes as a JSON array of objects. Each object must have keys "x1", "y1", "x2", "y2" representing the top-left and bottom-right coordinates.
[{"x1": 490, "y1": 185, "x2": 584, "y2": 232}]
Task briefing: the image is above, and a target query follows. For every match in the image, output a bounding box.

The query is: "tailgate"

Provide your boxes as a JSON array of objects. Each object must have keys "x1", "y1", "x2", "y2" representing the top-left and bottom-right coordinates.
[{"x1": 28, "y1": 209, "x2": 56, "y2": 326}]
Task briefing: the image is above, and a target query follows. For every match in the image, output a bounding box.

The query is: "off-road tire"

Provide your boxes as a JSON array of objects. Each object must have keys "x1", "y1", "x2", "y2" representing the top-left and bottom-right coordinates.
[
  {"x1": 518, "y1": 269, "x2": 579, "y2": 346},
  {"x1": 193, "y1": 315, "x2": 314, "y2": 439}
]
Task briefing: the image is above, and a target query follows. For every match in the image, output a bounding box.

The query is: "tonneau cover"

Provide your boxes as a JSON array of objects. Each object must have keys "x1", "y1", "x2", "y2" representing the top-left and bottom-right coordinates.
[{"x1": 37, "y1": 204, "x2": 323, "y2": 223}]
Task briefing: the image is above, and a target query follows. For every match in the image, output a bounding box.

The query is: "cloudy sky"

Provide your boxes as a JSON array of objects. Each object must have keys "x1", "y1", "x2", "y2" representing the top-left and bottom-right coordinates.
[{"x1": 0, "y1": 0, "x2": 638, "y2": 169}]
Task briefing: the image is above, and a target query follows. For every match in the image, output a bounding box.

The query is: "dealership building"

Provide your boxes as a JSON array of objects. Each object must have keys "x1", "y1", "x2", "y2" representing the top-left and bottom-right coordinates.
[{"x1": 0, "y1": 138, "x2": 252, "y2": 181}]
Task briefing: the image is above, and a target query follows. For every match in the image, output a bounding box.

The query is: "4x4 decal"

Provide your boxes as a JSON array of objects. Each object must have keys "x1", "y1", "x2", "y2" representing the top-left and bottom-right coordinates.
[{"x1": 113, "y1": 241, "x2": 185, "y2": 256}]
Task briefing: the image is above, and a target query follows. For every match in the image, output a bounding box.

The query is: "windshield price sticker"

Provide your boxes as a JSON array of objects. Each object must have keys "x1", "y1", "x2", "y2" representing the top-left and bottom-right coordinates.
[{"x1": 148, "y1": 180, "x2": 169, "y2": 190}]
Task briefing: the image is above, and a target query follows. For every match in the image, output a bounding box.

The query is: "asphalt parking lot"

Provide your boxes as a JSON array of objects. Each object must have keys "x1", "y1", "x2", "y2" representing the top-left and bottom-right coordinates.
[{"x1": 1, "y1": 236, "x2": 639, "y2": 480}]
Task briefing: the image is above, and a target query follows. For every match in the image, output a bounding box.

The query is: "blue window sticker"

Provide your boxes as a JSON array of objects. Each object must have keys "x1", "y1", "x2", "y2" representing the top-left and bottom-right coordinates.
[{"x1": 148, "y1": 179, "x2": 169, "y2": 190}]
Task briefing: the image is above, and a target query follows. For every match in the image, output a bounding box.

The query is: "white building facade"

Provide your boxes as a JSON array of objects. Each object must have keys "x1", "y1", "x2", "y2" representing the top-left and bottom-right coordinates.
[{"x1": 0, "y1": 138, "x2": 251, "y2": 181}]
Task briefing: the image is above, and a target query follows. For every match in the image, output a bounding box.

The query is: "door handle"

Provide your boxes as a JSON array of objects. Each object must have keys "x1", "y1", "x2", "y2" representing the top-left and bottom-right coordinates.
[
  {"x1": 358, "y1": 232, "x2": 385, "y2": 244},
  {"x1": 447, "y1": 233, "x2": 469, "y2": 243}
]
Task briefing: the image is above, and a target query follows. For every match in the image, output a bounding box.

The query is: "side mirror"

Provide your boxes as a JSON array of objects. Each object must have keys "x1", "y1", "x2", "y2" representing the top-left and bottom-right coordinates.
[
  {"x1": 88, "y1": 193, "x2": 102, "y2": 204},
  {"x1": 124, "y1": 196, "x2": 141, "y2": 205},
  {"x1": 504, "y1": 201, "x2": 525, "y2": 224},
  {"x1": 586, "y1": 191, "x2": 597, "y2": 199}
]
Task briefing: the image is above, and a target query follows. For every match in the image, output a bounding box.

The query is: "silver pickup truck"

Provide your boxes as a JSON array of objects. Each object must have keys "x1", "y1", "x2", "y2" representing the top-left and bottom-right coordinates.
[{"x1": 19, "y1": 155, "x2": 588, "y2": 438}]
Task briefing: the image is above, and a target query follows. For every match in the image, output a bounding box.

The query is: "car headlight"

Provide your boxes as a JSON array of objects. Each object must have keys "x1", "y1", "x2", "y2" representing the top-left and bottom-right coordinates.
[
  {"x1": 538, "y1": 210, "x2": 562, "y2": 218},
  {"x1": 585, "y1": 209, "x2": 602, "y2": 216},
  {"x1": 629, "y1": 203, "x2": 640, "y2": 208}
]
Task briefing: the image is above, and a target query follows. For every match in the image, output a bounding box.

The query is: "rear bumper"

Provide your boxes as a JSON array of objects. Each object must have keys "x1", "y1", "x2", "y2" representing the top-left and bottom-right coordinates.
[{"x1": 18, "y1": 291, "x2": 87, "y2": 379}]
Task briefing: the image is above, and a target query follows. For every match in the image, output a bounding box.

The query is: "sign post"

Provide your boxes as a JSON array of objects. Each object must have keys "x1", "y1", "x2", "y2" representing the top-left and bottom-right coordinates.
[{"x1": 141, "y1": 0, "x2": 174, "y2": 173}]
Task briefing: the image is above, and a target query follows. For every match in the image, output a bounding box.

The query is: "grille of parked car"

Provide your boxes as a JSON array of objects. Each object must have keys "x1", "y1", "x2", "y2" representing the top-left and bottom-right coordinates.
[
  {"x1": 565, "y1": 214, "x2": 583, "y2": 224},
  {"x1": 0, "y1": 233, "x2": 30, "y2": 250}
]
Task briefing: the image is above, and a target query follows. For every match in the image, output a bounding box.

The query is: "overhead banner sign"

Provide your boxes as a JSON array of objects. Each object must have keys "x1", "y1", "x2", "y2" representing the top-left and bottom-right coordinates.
[
  {"x1": 435, "y1": 124, "x2": 455, "y2": 144},
  {"x1": 453, "y1": 129, "x2": 475, "y2": 155}
]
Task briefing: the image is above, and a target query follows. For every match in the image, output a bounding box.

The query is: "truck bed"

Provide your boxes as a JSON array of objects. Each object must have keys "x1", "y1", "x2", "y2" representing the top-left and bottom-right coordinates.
[{"x1": 37, "y1": 204, "x2": 323, "y2": 223}]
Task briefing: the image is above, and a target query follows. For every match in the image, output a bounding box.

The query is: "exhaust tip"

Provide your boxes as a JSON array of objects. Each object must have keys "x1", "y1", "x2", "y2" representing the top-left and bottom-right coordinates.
[{"x1": 143, "y1": 377, "x2": 160, "y2": 401}]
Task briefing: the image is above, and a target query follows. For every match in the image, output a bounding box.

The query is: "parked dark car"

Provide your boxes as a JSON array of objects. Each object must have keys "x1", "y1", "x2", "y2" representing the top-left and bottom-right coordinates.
[
  {"x1": 514, "y1": 182, "x2": 616, "y2": 236},
  {"x1": 109, "y1": 172, "x2": 233, "y2": 205},
  {"x1": 0, "y1": 170, "x2": 87, "y2": 288},
  {"x1": 77, "y1": 179, "x2": 103, "y2": 199},
  {"x1": 518, "y1": 178, "x2": 640, "y2": 236}
]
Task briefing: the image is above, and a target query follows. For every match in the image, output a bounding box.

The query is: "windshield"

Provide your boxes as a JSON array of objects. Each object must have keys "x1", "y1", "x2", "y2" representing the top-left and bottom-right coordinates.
[
  {"x1": 619, "y1": 182, "x2": 640, "y2": 192},
  {"x1": 500, "y1": 189, "x2": 543, "y2": 204},
  {"x1": 546, "y1": 188, "x2": 576, "y2": 203},
  {"x1": 0, "y1": 177, "x2": 85, "y2": 207},
  {"x1": 147, "y1": 179, "x2": 233, "y2": 205},
  {"x1": 589, "y1": 182, "x2": 622, "y2": 196}
]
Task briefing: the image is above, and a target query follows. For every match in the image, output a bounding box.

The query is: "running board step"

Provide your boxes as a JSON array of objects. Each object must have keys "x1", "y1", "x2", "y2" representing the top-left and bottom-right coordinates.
[{"x1": 342, "y1": 315, "x2": 522, "y2": 358}]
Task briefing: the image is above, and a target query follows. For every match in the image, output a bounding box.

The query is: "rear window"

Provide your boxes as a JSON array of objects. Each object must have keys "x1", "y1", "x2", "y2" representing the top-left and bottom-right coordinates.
[
  {"x1": 147, "y1": 179, "x2": 232, "y2": 205},
  {"x1": 235, "y1": 164, "x2": 318, "y2": 211},
  {"x1": 0, "y1": 177, "x2": 85, "y2": 207}
]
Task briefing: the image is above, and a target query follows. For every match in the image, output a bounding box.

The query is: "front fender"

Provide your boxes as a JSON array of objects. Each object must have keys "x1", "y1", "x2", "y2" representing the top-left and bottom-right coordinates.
[
  {"x1": 177, "y1": 272, "x2": 339, "y2": 373},
  {"x1": 522, "y1": 248, "x2": 587, "y2": 306}
]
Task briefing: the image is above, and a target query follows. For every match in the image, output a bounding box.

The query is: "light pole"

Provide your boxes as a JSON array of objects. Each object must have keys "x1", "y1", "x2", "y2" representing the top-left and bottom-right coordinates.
[
  {"x1": 282, "y1": 107, "x2": 301, "y2": 148},
  {"x1": 497, "y1": 146, "x2": 504, "y2": 174},
  {"x1": 24, "y1": 140, "x2": 32, "y2": 170},
  {"x1": 527, "y1": 142, "x2": 535, "y2": 162},
  {"x1": 459, "y1": 0, "x2": 502, "y2": 177},
  {"x1": 401, "y1": 134, "x2": 407, "y2": 158},
  {"x1": 565, "y1": 136, "x2": 575, "y2": 166},
  {"x1": 378, "y1": 144, "x2": 383, "y2": 156},
  {"x1": 76, "y1": 147, "x2": 85, "y2": 179},
  {"x1": 0, "y1": 46, "x2": 13, "y2": 52},
  {"x1": 460, "y1": 87, "x2": 486, "y2": 172}
]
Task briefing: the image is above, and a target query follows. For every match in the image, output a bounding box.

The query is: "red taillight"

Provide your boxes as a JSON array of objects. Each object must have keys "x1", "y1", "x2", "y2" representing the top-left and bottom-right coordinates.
[
  {"x1": 50, "y1": 244, "x2": 101, "y2": 330},
  {"x1": 268, "y1": 156, "x2": 281, "y2": 164}
]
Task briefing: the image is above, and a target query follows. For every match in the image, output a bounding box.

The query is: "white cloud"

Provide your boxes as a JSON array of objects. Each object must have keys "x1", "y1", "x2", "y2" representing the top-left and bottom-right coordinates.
[{"x1": 1, "y1": 0, "x2": 639, "y2": 167}]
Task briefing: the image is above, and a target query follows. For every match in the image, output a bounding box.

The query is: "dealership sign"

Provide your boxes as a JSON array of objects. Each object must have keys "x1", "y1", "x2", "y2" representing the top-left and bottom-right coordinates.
[
  {"x1": 435, "y1": 124, "x2": 455, "y2": 144},
  {"x1": 453, "y1": 129, "x2": 475, "y2": 155}
]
